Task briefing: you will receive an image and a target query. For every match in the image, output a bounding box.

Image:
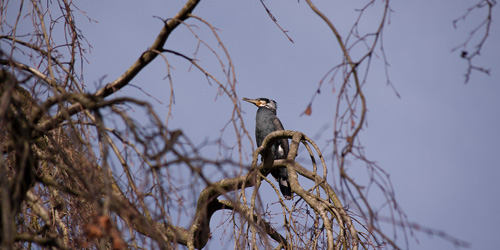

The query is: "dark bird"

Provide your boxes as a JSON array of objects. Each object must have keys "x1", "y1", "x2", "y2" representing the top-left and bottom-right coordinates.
[{"x1": 243, "y1": 97, "x2": 292, "y2": 199}]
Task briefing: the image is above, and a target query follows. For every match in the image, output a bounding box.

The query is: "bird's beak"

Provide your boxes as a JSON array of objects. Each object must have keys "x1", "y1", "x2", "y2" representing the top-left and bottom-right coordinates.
[{"x1": 242, "y1": 98, "x2": 260, "y2": 106}]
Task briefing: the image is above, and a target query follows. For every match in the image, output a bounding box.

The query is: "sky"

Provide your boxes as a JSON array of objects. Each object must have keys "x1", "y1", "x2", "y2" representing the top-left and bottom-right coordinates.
[{"x1": 13, "y1": 0, "x2": 500, "y2": 249}]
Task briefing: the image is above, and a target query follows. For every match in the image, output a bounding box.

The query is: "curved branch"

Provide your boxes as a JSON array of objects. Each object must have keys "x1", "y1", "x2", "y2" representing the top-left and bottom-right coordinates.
[
  {"x1": 305, "y1": 0, "x2": 366, "y2": 155},
  {"x1": 35, "y1": 0, "x2": 201, "y2": 135},
  {"x1": 94, "y1": 0, "x2": 200, "y2": 98}
]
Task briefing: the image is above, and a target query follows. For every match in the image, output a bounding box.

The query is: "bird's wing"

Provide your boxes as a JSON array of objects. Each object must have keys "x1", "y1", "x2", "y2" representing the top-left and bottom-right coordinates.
[
  {"x1": 273, "y1": 117, "x2": 290, "y2": 156},
  {"x1": 273, "y1": 116, "x2": 285, "y2": 131}
]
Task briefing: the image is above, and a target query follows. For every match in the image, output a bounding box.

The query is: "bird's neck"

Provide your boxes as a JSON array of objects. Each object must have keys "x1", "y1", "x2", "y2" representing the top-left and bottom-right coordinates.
[{"x1": 258, "y1": 107, "x2": 276, "y2": 115}]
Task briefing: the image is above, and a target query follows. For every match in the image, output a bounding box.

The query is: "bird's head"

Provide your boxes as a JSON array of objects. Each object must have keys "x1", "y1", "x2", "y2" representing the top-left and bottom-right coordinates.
[{"x1": 242, "y1": 97, "x2": 277, "y2": 112}]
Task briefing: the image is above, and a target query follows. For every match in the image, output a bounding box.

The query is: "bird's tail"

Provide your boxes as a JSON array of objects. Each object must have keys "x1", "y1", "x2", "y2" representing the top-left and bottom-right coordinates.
[{"x1": 279, "y1": 178, "x2": 292, "y2": 200}]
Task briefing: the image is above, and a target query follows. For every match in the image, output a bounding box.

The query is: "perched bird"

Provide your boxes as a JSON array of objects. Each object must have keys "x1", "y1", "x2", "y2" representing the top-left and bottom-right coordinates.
[{"x1": 243, "y1": 97, "x2": 292, "y2": 199}]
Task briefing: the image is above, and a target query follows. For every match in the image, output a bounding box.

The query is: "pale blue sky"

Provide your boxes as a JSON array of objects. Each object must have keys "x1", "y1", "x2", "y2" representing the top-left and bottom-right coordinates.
[{"x1": 45, "y1": 0, "x2": 500, "y2": 249}]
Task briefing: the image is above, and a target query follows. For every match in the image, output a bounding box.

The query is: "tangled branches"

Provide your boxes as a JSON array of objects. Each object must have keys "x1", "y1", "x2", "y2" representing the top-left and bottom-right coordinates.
[{"x1": 0, "y1": 0, "x2": 490, "y2": 249}]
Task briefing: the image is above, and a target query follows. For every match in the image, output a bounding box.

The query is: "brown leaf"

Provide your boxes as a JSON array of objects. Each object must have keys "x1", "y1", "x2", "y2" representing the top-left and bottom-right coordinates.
[
  {"x1": 85, "y1": 224, "x2": 103, "y2": 239},
  {"x1": 97, "y1": 215, "x2": 111, "y2": 231},
  {"x1": 304, "y1": 105, "x2": 312, "y2": 116},
  {"x1": 111, "y1": 230, "x2": 126, "y2": 250}
]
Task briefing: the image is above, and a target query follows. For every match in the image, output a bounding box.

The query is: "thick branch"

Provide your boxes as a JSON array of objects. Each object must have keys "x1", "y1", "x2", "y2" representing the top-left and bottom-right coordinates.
[
  {"x1": 94, "y1": 0, "x2": 200, "y2": 98},
  {"x1": 36, "y1": 0, "x2": 201, "y2": 135}
]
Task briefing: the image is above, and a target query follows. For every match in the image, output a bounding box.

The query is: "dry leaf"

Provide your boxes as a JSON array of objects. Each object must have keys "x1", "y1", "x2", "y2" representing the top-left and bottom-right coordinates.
[
  {"x1": 304, "y1": 105, "x2": 312, "y2": 116},
  {"x1": 97, "y1": 215, "x2": 111, "y2": 230},
  {"x1": 85, "y1": 224, "x2": 103, "y2": 238}
]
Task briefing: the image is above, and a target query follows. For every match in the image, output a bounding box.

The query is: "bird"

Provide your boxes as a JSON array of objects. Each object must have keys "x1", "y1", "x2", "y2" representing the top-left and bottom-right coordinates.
[{"x1": 242, "y1": 97, "x2": 292, "y2": 199}]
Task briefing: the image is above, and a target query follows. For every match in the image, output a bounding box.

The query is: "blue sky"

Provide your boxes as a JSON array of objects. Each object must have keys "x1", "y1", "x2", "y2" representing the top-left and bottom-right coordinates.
[{"x1": 62, "y1": 0, "x2": 500, "y2": 249}]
